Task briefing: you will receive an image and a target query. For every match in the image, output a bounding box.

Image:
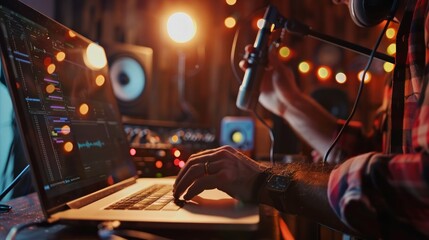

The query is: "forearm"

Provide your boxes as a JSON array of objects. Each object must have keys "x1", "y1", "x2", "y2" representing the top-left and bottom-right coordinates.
[
  {"x1": 256, "y1": 163, "x2": 362, "y2": 236},
  {"x1": 281, "y1": 92, "x2": 340, "y2": 161}
]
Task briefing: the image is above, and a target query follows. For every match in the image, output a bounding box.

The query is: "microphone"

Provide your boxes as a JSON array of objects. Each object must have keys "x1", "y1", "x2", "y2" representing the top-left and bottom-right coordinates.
[
  {"x1": 235, "y1": 5, "x2": 395, "y2": 112},
  {"x1": 236, "y1": 5, "x2": 280, "y2": 111}
]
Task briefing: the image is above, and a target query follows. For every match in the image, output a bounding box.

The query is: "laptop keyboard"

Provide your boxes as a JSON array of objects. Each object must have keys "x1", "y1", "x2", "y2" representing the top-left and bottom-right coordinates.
[{"x1": 105, "y1": 184, "x2": 183, "y2": 211}]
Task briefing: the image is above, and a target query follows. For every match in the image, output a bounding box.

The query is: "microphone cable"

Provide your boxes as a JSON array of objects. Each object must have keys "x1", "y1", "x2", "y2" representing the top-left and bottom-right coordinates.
[{"x1": 323, "y1": 17, "x2": 394, "y2": 164}]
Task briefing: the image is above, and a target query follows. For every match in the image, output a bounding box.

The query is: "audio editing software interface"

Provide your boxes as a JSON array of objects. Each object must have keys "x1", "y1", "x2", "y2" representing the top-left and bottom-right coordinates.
[{"x1": 0, "y1": 5, "x2": 134, "y2": 199}]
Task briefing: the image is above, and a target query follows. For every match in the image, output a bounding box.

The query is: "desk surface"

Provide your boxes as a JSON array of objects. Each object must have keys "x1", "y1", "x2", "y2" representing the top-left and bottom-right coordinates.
[{"x1": 0, "y1": 193, "x2": 280, "y2": 240}]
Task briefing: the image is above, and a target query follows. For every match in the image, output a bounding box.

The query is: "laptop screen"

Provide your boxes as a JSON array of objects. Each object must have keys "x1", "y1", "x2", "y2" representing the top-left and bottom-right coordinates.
[{"x1": 0, "y1": 0, "x2": 136, "y2": 213}]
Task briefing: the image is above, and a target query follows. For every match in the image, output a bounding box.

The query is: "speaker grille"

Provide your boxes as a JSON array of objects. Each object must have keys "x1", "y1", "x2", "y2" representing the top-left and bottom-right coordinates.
[{"x1": 102, "y1": 43, "x2": 153, "y2": 118}]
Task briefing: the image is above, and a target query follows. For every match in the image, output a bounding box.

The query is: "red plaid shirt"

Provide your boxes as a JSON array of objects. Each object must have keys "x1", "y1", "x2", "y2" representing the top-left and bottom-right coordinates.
[{"x1": 327, "y1": 0, "x2": 429, "y2": 238}]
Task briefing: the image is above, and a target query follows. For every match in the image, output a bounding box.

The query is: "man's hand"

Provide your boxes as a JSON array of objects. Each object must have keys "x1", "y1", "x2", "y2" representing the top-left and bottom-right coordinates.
[{"x1": 173, "y1": 146, "x2": 266, "y2": 202}]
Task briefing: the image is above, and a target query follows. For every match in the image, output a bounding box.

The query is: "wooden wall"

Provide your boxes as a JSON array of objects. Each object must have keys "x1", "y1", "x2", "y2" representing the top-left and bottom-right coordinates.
[{"x1": 55, "y1": 0, "x2": 390, "y2": 138}]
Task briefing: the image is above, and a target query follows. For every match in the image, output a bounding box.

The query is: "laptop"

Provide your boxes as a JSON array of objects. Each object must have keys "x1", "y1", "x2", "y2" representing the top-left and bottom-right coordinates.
[{"x1": 0, "y1": 0, "x2": 259, "y2": 231}]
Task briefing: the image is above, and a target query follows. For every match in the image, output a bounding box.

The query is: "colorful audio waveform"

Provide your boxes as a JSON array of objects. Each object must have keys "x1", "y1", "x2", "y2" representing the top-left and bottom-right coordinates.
[{"x1": 77, "y1": 140, "x2": 105, "y2": 149}]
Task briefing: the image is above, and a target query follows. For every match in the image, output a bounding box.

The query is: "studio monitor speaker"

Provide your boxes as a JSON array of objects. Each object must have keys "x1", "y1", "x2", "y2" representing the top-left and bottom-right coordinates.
[
  {"x1": 220, "y1": 116, "x2": 255, "y2": 153},
  {"x1": 102, "y1": 43, "x2": 153, "y2": 118}
]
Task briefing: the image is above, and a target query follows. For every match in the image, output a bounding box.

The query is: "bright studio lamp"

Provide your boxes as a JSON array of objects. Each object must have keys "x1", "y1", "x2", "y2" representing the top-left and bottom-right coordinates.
[
  {"x1": 166, "y1": 12, "x2": 198, "y2": 122},
  {"x1": 167, "y1": 12, "x2": 196, "y2": 44}
]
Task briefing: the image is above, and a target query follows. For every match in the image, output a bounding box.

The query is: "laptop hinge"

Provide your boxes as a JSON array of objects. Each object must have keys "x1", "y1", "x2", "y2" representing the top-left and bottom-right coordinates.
[{"x1": 66, "y1": 177, "x2": 137, "y2": 209}]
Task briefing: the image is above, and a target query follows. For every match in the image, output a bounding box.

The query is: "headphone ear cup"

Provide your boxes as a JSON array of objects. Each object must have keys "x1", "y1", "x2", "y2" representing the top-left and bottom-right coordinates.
[{"x1": 349, "y1": 0, "x2": 396, "y2": 27}]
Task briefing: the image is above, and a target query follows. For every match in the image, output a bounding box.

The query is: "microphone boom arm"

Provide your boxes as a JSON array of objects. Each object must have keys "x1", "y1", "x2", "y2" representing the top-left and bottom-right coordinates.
[{"x1": 283, "y1": 19, "x2": 395, "y2": 64}]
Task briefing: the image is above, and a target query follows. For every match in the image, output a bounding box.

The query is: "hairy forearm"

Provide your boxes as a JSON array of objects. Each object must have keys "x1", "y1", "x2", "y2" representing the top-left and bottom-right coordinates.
[{"x1": 256, "y1": 163, "x2": 362, "y2": 236}]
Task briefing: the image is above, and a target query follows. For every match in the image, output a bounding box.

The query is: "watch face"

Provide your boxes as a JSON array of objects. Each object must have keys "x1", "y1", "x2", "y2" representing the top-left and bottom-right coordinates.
[{"x1": 267, "y1": 175, "x2": 292, "y2": 192}]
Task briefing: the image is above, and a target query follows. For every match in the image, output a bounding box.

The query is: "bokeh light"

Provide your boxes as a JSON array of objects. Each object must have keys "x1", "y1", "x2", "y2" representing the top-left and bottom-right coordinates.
[
  {"x1": 167, "y1": 12, "x2": 196, "y2": 43},
  {"x1": 298, "y1": 61, "x2": 311, "y2": 74}
]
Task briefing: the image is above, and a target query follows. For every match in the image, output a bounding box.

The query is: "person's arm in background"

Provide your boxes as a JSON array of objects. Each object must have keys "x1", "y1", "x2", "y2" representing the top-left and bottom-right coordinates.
[{"x1": 244, "y1": 44, "x2": 376, "y2": 163}]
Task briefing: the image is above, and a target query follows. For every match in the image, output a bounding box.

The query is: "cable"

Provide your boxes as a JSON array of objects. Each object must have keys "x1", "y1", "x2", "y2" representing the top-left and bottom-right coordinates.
[
  {"x1": 98, "y1": 221, "x2": 172, "y2": 240},
  {"x1": 230, "y1": 28, "x2": 243, "y2": 84},
  {"x1": 0, "y1": 165, "x2": 30, "y2": 202},
  {"x1": 5, "y1": 220, "x2": 48, "y2": 240},
  {"x1": 253, "y1": 109, "x2": 275, "y2": 164},
  {"x1": 323, "y1": 18, "x2": 393, "y2": 164}
]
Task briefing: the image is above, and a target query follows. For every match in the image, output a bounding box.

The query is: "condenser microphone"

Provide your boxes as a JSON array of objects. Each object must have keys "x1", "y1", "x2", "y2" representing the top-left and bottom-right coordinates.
[{"x1": 236, "y1": 5, "x2": 279, "y2": 111}]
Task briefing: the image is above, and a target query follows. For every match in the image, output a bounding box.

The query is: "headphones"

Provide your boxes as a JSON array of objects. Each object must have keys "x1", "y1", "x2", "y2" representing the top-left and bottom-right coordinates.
[{"x1": 348, "y1": 0, "x2": 398, "y2": 27}]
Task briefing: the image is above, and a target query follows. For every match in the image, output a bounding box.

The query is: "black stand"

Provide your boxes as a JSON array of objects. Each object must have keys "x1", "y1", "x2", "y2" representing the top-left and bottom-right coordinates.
[{"x1": 0, "y1": 164, "x2": 30, "y2": 212}]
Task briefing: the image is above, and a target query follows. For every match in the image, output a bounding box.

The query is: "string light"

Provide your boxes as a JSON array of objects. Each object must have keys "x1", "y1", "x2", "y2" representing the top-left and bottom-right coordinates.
[
  {"x1": 317, "y1": 66, "x2": 332, "y2": 81},
  {"x1": 385, "y1": 28, "x2": 396, "y2": 39},
  {"x1": 335, "y1": 72, "x2": 347, "y2": 84},
  {"x1": 358, "y1": 70, "x2": 372, "y2": 83},
  {"x1": 298, "y1": 61, "x2": 311, "y2": 74},
  {"x1": 256, "y1": 19, "x2": 265, "y2": 29},
  {"x1": 387, "y1": 43, "x2": 396, "y2": 55},
  {"x1": 224, "y1": 16, "x2": 236, "y2": 28},
  {"x1": 383, "y1": 62, "x2": 394, "y2": 73},
  {"x1": 278, "y1": 46, "x2": 291, "y2": 59}
]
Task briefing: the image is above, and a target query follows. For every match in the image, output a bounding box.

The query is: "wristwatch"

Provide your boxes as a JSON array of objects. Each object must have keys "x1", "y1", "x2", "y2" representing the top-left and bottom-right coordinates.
[
  {"x1": 266, "y1": 174, "x2": 292, "y2": 192},
  {"x1": 254, "y1": 169, "x2": 293, "y2": 210}
]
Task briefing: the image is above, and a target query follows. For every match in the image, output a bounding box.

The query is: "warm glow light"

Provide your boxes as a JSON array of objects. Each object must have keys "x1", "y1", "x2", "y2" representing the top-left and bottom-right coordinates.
[
  {"x1": 279, "y1": 46, "x2": 291, "y2": 59},
  {"x1": 47, "y1": 64, "x2": 56, "y2": 74},
  {"x1": 68, "y1": 30, "x2": 76, "y2": 38},
  {"x1": 358, "y1": 70, "x2": 372, "y2": 83},
  {"x1": 173, "y1": 149, "x2": 181, "y2": 158},
  {"x1": 383, "y1": 62, "x2": 395, "y2": 73},
  {"x1": 155, "y1": 160, "x2": 163, "y2": 169},
  {"x1": 56, "y1": 52, "x2": 66, "y2": 62},
  {"x1": 79, "y1": 103, "x2": 89, "y2": 115},
  {"x1": 226, "y1": 0, "x2": 237, "y2": 5},
  {"x1": 298, "y1": 61, "x2": 311, "y2": 73},
  {"x1": 85, "y1": 43, "x2": 107, "y2": 69},
  {"x1": 95, "y1": 74, "x2": 105, "y2": 86},
  {"x1": 46, "y1": 84, "x2": 56, "y2": 94},
  {"x1": 317, "y1": 66, "x2": 331, "y2": 81},
  {"x1": 64, "y1": 142, "x2": 74, "y2": 152},
  {"x1": 335, "y1": 72, "x2": 347, "y2": 84},
  {"x1": 130, "y1": 148, "x2": 137, "y2": 156},
  {"x1": 167, "y1": 12, "x2": 196, "y2": 43},
  {"x1": 179, "y1": 160, "x2": 185, "y2": 168},
  {"x1": 61, "y1": 125, "x2": 71, "y2": 135},
  {"x1": 385, "y1": 28, "x2": 396, "y2": 39},
  {"x1": 224, "y1": 17, "x2": 236, "y2": 28},
  {"x1": 256, "y1": 18, "x2": 265, "y2": 29},
  {"x1": 171, "y1": 135, "x2": 179, "y2": 143},
  {"x1": 174, "y1": 158, "x2": 180, "y2": 166},
  {"x1": 387, "y1": 43, "x2": 396, "y2": 55}
]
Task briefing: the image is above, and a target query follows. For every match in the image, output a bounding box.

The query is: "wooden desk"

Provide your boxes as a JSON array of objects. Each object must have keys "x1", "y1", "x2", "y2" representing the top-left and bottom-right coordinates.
[{"x1": 0, "y1": 193, "x2": 281, "y2": 240}]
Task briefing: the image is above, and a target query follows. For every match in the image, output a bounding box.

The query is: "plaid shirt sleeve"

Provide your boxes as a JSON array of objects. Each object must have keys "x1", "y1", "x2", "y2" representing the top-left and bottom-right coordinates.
[{"x1": 327, "y1": 0, "x2": 429, "y2": 238}]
